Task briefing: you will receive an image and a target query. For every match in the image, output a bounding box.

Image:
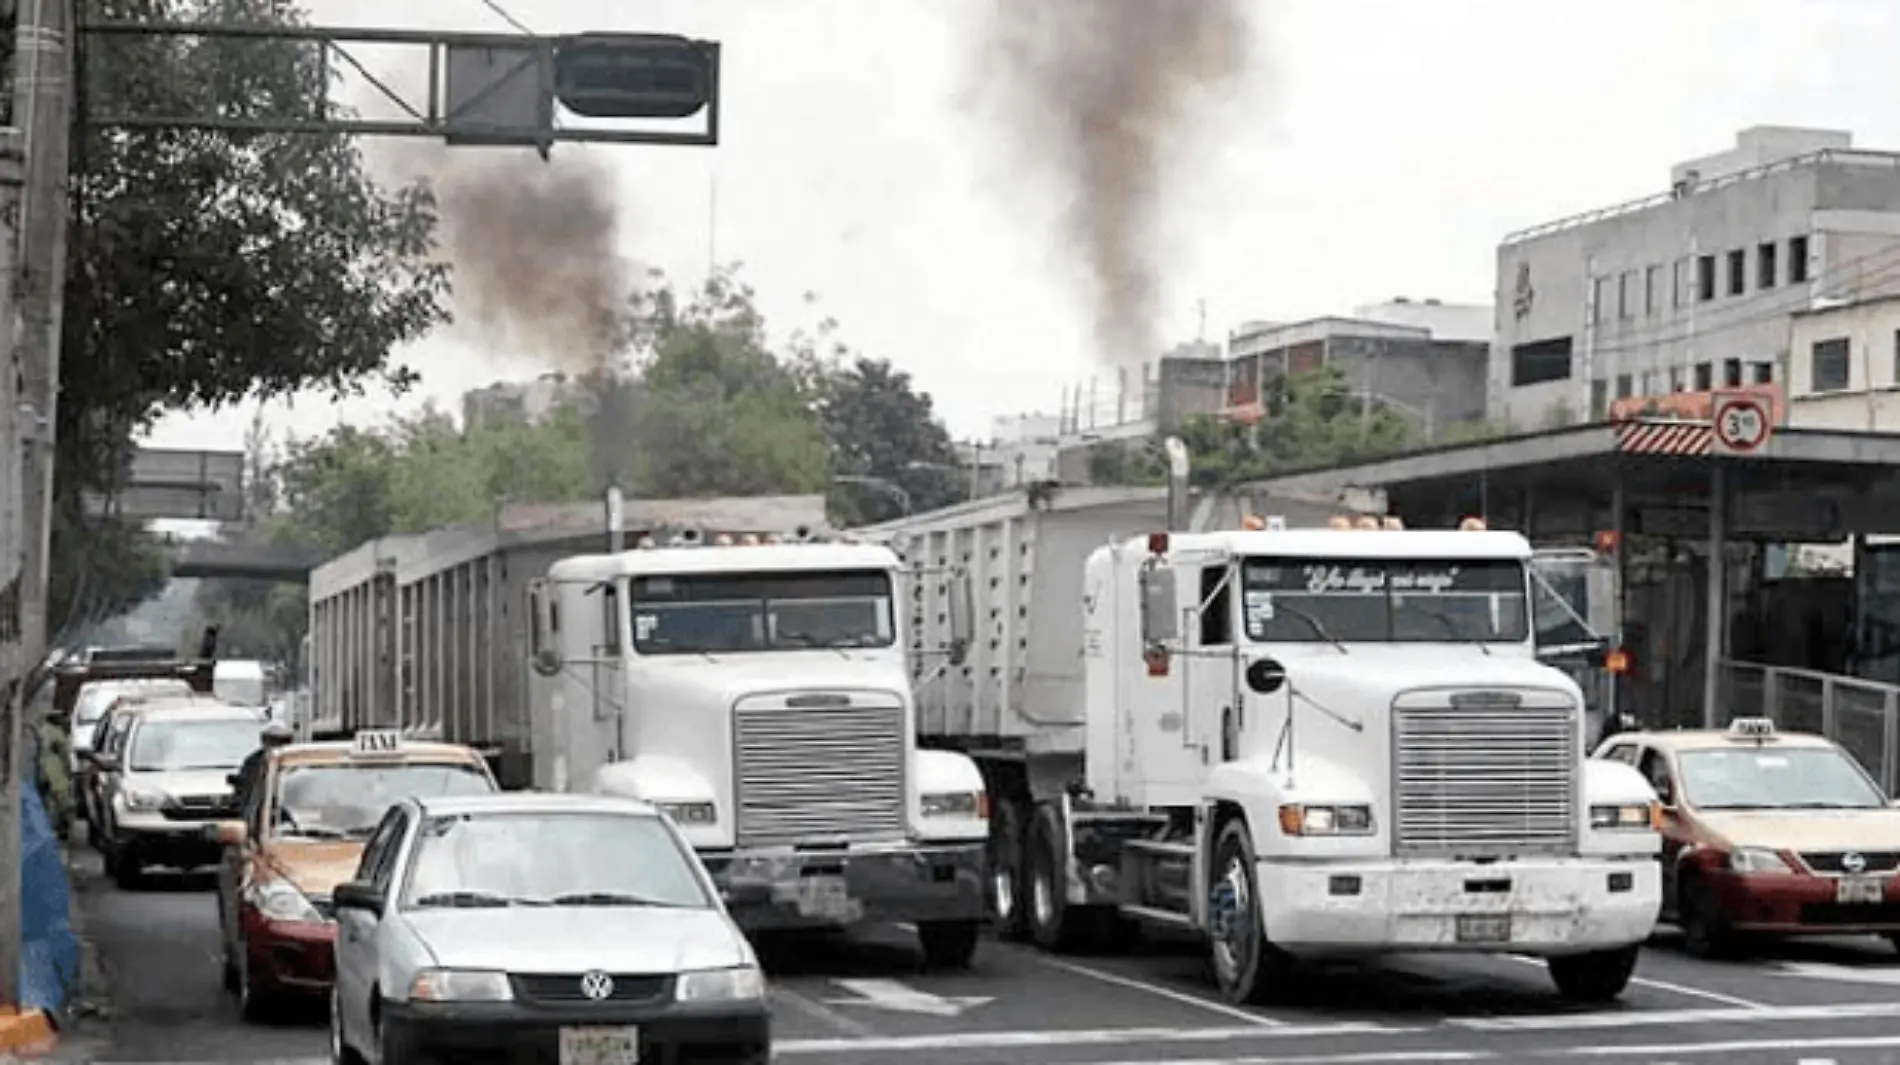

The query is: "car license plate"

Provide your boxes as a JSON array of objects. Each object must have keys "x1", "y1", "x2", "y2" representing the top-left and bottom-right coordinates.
[
  {"x1": 794, "y1": 874, "x2": 859, "y2": 922},
  {"x1": 558, "y1": 1026, "x2": 639, "y2": 1065},
  {"x1": 1837, "y1": 877, "x2": 1887, "y2": 904},
  {"x1": 1455, "y1": 914, "x2": 1512, "y2": 943}
]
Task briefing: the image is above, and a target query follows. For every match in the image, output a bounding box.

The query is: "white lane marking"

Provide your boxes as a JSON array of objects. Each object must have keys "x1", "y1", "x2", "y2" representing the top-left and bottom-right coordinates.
[
  {"x1": 825, "y1": 976, "x2": 994, "y2": 1016},
  {"x1": 776, "y1": 1021, "x2": 1416, "y2": 1055},
  {"x1": 1057, "y1": 1054, "x2": 1488, "y2": 1065},
  {"x1": 1456, "y1": 1000, "x2": 1900, "y2": 1031},
  {"x1": 1796, "y1": 1059, "x2": 1839, "y2": 1065},
  {"x1": 1035, "y1": 955, "x2": 1285, "y2": 1027},
  {"x1": 1560, "y1": 1033, "x2": 1900, "y2": 1057},
  {"x1": 1501, "y1": 954, "x2": 1764, "y2": 1009},
  {"x1": 1773, "y1": 960, "x2": 1900, "y2": 986},
  {"x1": 770, "y1": 983, "x2": 878, "y2": 1038}
]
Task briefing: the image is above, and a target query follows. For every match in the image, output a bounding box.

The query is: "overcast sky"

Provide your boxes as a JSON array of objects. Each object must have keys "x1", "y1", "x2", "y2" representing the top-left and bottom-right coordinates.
[{"x1": 138, "y1": 0, "x2": 1900, "y2": 454}]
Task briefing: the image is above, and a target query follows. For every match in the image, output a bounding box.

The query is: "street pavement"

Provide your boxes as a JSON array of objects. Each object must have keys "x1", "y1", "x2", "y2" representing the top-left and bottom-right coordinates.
[{"x1": 59, "y1": 847, "x2": 1900, "y2": 1065}]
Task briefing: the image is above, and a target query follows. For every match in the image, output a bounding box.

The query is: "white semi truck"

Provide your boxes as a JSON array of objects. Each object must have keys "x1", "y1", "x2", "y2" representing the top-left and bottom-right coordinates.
[
  {"x1": 861, "y1": 479, "x2": 1661, "y2": 1003},
  {"x1": 304, "y1": 495, "x2": 990, "y2": 968}
]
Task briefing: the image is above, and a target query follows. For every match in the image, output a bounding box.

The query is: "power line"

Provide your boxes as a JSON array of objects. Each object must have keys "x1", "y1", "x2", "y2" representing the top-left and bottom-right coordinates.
[{"x1": 476, "y1": 0, "x2": 534, "y2": 35}]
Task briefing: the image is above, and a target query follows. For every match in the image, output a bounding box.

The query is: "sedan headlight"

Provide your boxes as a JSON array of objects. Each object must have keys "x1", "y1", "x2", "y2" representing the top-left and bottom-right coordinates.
[
  {"x1": 246, "y1": 878, "x2": 325, "y2": 924},
  {"x1": 675, "y1": 964, "x2": 766, "y2": 1003},
  {"x1": 409, "y1": 968, "x2": 513, "y2": 1002},
  {"x1": 920, "y1": 791, "x2": 987, "y2": 819},
  {"x1": 121, "y1": 787, "x2": 167, "y2": 812},
  {"x1": 656, "y1": 801, "x2": 718, "y2": 826},
  {"x1": 1729, "y1": 847, "x2": 1792, "y2": 875},
  {"x1": 1590, "y1": 802, "x2": 1659, "y2": 830},
  {"x1": 1277, "y1": 804, "x2": 1374, "y2": 836}
]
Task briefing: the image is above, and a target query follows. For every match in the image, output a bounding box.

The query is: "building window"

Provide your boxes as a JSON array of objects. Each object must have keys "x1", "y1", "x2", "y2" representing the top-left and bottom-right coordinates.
[
  {"x1": 1590, "y1": 379, "x2": 1608, "y2": 419},
  {"x1": 1644, "y1": 265, "x2": 1661, "y2": 316},
  {"x1": 1723, "y1": 357, "x2": 1742, "y2": 387},
  {"x1": 1614, "y1": 373, "x2": 1633, "y2": 398},
  {"x1": 1592, "y1": 277, "x2": 1612, "y2": 325},
  {"x1": 1693, "y1": 361, "x2": 1713, "y2": 390},
  {"x1": 1757, "y1": 242, "x2": 1777, "y2": 289},
  {"x1": 1751, "y1": 360, "x2": 1774, "y2": 384},
  {"x1": 1509, "y1": 336, "x2": 1574, "y2": 386},
  {"x1": 1810, "y1": 336, "x2": 1850, "y2": 392},
  {"x1": 1641, "y1": 370, "x2": 1659, "y2": 395},
  {"x1": 1726, "y1": 249, "x2": 1746, "y2": 296},
  {"x1": 1789, "y1": 235, "x2": 1809, "y2": 283},
  {"x1": 1673, "y1": 259, "x2": 1691, "y2": 309},
  {"x1": 1618, "y1": 271, "x2": 1637, "y2": 321},
  {"x1": 1697, "y1": 255, "x2": 1717, "y2": 302},
  {"x1": 1669, "y1": 366, "x2": 1685, "y2": 391}
]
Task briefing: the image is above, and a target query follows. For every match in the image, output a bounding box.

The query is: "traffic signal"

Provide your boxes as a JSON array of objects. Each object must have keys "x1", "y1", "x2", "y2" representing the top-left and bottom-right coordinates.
[{"x1": 553, "y1": 34, "x2": 715, "y2": 120}]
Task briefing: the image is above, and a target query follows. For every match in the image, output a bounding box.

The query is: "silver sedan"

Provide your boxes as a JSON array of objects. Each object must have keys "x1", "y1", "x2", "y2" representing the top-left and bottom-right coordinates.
[{"x1": 329, "y1": 791, "x2": 770, "y2": 1065}]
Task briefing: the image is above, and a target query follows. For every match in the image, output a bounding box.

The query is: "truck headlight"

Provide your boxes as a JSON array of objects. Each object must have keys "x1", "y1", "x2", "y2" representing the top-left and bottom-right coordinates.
[
  {"x1": 656, "y1": 801, "x2": 718, "y2": 825},
  {"x1": 1589, "y1": 802, "x2": 1658, "y2": 830},
  {"x1": 121, "y1": 787, "x2": 167, "y2": 812},
  {"x1": 1729, "y1": 847, "x2": 1792, "y2": 875},
  {"x1": 1277, "y1": 804, "x2": 1374, "y2": 836},
  {"x1": 920, "y1": 791, "x2": 987, "y2": 819},
  {"x1": 676, "y1": 964, "x2": 766, "y2": 1002},
  {"x1": 408, "y1": 968, "x2": 513, "y2": 1002},
  {"x1": 246, "y1": 878, "x2": 326, "y2": 924}
]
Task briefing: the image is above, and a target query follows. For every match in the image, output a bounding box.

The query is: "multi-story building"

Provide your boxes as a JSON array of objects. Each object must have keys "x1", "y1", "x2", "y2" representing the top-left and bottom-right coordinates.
[
  {"x1": 1493, "y1": 126, "x2": 1900, "y2": 426},
  {"x1": 1223, "y1": 297, "x2": 1491, "y2": 440}
]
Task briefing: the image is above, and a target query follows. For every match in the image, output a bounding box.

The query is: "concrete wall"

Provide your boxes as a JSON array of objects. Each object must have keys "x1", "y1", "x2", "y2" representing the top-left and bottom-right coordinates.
[{"x1": 1788, "y1": 296, "x2": 1900, "y2": 431}]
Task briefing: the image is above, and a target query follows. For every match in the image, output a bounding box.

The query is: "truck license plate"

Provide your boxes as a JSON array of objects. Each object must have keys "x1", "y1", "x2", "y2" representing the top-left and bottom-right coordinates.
[
  {"x1": 1455, "y1": 914, "x2": 1512, "y2": 943},
  {"x1": 795, "y1": 875, "x2": 860, "y2": 922},
  {"x1": 1837, "y1": 877, "x2": 1887, "y2": 904},
  {"x1": 558, "y1": 1026, "x2": 639, "y2": 1065}
]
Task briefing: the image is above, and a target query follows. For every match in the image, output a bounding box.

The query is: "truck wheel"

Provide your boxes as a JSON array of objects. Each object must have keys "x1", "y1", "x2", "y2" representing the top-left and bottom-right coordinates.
[
  {"x1": 1207, "y1": 817, "x2": 1290, "y2": 1005},
  {"x1": 988, "y1": 800, "x2": 1029, "y2": 940},
  {"x1": 917, "y1": 919, "x2": 981, "y2": 970},
  {"x1": 1027, "y1": 803, "x2": 1095, "y2": 952},
  {"x1": 1678, "y1": 874, "x2": 1736, "y2": 959},
  {"x1": 1547, "y1": 944, "x2": 1640, "y2": 1002},
  {"x1": 1885, "y1": 932, "x2": 1900, "y2": 954}
]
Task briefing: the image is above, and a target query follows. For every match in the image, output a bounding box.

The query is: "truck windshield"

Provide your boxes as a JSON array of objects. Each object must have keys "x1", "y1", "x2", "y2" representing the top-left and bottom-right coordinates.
[
  {"x1": 630, "y1": 569, "x2": 896, "y2": 655},
  {"x1": 1240, "y1": 557, "x2": 1530, "y2": 644}
]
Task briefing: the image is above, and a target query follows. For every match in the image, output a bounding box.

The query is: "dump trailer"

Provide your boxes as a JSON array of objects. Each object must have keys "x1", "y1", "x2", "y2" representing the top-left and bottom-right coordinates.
[
  {"x1": 859, "y1": 480, "x2": 1661, "y2": 1004},
  {"x1": 306, "y1": 493, "x2": 991, "y2": 965}
]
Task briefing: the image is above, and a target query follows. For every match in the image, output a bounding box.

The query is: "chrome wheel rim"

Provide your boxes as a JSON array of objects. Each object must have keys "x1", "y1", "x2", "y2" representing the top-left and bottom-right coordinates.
[
  {"x1": 1032, "y1": 865, "x2": 1055, "y2": 929},
  {"x1": 1209, "y1": 854, "x2": 1252, "y2": 984},
  {"x1": 993, "y1": 865, "x2": 1017, "y2": 922},
  {"x1": 329, "y1": 987, "x2": 343, "y2": 1061}
]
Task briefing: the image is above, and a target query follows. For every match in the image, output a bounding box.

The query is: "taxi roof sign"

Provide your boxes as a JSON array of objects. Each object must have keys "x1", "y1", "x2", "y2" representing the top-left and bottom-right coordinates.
[
  {"x1": 1726, "y1": 717, "x2": 1777, "y2": 739},
  {"x1": 351, "y1": 729, "x2": 404, "y2": 757}
]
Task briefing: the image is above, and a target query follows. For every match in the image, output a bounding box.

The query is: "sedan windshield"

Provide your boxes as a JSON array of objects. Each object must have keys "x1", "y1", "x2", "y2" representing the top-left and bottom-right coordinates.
[
  {"x1": 128, "y1": 718, "x2": 261, "y2": 772},
  {"x1": 273, "y1": 763, "x2": 494, "y2": 839},
  {"x1": 403, "y1": 812, "x2": 712, "y2": 910},
  {"x1": 1680, "y1": 746, "x2": 1887, "y2": 810}
]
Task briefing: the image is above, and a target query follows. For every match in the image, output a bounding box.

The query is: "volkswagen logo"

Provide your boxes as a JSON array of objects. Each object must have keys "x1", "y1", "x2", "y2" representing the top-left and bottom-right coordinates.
[
  {"x1": 579, "y1": 971, "x2": 615, "y2": 1001},
  {"x1": 1842, "y1": 852, "x2": 1868, "y2": 875}
]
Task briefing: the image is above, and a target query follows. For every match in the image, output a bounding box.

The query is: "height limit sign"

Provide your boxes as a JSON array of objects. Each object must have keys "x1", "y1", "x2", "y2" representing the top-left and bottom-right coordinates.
[{"x1": 1712, "y1": 391, "x2": 1773, "y2": 455}]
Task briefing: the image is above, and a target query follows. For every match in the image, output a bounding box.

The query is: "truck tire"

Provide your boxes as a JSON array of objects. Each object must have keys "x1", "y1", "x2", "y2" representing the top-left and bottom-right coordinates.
[
  {"x1": 1027, "y1": 803, "x2": 1097, "y2": 953},
  {"x1": 917, "y1": 919, "x2": 981, "y2": 970},
  {"x1": 988, "y1": 800, "x2": 1029, "y2": 940},
  {"x1": 1207, "y1": 817, "x2": 1291, "y2": 1005},
  {"x1": 1547, "y1": 944, "x2": 1640, "y2": 1002}
]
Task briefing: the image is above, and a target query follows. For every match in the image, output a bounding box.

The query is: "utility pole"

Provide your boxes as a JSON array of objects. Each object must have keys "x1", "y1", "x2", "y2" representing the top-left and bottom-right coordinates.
[{"x1": 2, "y1": 0, "x2": 75, "y2": 1007}]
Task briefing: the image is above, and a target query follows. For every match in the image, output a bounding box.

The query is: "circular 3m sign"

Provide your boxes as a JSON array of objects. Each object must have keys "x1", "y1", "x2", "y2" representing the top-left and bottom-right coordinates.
[{"x1": 1712, "y1": 392, "x2": 1773, "y2": 455}]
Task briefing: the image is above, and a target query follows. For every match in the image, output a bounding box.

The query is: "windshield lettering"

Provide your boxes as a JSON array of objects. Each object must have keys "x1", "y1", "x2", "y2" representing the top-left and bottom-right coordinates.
[
  {"x1": 631, "y1": 568, "x2": 896, "y2": 655},
  {"x1": 1243, "y1": 557, "x2": 1529, "y2": 644}
]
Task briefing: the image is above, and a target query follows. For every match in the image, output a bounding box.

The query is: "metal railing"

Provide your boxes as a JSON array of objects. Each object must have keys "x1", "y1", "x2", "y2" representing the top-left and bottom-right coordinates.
[{"x1": 1716, "y1": 659, "x2": 1900, "y2": 797}]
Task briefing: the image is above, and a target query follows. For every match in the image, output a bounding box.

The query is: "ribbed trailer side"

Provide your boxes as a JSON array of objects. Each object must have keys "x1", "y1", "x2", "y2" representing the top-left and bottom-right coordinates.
[{"x1": 307, "y1": 542, "x2": 399, "y2": 738}]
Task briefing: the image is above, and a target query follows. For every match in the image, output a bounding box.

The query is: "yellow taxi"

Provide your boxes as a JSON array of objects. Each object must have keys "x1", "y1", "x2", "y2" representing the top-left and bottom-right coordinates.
[
  {"x1": 211, "y1": 729, "x2": 498, "y2": 1020},
  {"x1": 1595, "y1": 717, "x2": 1900, "y2": 958}
]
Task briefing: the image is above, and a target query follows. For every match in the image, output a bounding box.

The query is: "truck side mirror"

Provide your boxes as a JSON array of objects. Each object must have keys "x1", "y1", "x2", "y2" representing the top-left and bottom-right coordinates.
[
  {"x1": 528, "y1": 580, "x2": 564, "y2": 677},
  {"x1": 1244, "y1": 658, "x2": 1287, "y2": 694},
  {"x1": 1138, "y1": 563, "x2": 1179, "y2": 648}
]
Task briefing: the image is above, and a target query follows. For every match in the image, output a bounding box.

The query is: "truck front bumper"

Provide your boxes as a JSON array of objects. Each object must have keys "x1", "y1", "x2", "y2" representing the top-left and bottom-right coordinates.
[
  {"x1": 704, "y1": 840, "x2": 985, "y2": 932},
  {"x1": 1258, "y1": 855, "x2": 1660, "y2": 957}
]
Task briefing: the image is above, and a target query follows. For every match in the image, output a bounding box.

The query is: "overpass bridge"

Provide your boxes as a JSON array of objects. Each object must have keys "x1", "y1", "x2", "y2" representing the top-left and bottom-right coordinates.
[{"x1": 165, "y1": 540, "x2": 327, "y2": 581}]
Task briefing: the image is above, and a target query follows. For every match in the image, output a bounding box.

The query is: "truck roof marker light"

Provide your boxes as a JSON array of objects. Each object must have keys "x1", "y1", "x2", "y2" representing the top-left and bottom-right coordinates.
[
  {"x1": 1241, "y1": 514, "x2": 1266, "y2": 530},
  {"x1": 1381, "y1": 516, "x2": 1404, "y2": 530},
  {"x1": 1327, "y1": 516, "x2": 1353, "y2": 530},
  {"x1": 1459, "y1": 517, "x2": 1487, "y2": 530},
  {"x1": 1147, "y1": 532, "x2": 1169, "y2": 554},
  {"x1": 1604, "y1": 647, "x2": 1631, "y2": 675},
  {"x1": 635, "y1": 536, "x2": 656, "y2": 550},
  {"x1": 713, "y1": 533, "x2": 734, "y2": 547},
  {"x1": 1354, "y1": 516, "x2": 1380, "y2": 530},
  {"x1": 739, "y1": 533, "x2": 760, "y2": 546}
]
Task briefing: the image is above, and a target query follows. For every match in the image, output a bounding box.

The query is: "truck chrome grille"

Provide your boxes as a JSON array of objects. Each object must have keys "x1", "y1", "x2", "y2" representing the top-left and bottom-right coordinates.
[
  {"x1": 733, "y1": 702, "x2": 907, "y2": 846},
  {"x1": 1393, "y1": 691, "x2": 1578, "y2": 857}
]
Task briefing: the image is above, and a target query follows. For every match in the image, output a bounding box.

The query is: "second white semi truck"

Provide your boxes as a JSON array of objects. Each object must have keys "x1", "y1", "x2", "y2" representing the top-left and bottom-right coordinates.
[{"x1": 860, "y1": 480, "x2": 1661, "y2": 1003}]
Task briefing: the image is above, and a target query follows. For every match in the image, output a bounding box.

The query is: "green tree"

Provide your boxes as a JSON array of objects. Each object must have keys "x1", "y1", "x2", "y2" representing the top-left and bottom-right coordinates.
[
  {"x1": 51, "y1": 0, "x2": 449, "y2": 631},
  {"x1": 814, "y1": 356, "x2": 963, "y2": 523}
]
